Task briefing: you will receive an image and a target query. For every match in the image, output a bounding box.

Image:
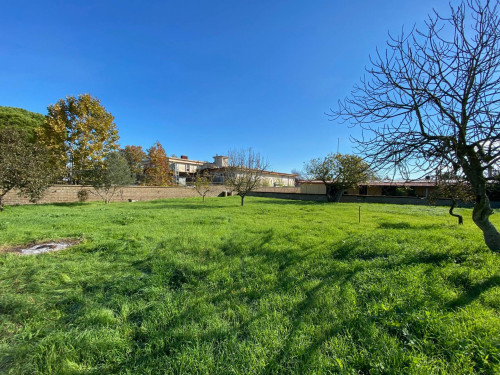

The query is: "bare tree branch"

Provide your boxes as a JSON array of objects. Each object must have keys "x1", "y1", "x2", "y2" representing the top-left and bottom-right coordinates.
[
  {"x1": 334, "y1": 0, "x2": 500, "y2": 251},
  {"x1": 224, "y1": 149, "x2": 269, "y2": 206}
]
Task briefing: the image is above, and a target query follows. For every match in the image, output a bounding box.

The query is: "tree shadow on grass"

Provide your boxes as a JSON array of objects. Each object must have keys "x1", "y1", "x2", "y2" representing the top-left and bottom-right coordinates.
[
  {"x1": 330, "y1": 237, "x2": 468, "y2": 266},
  {"x1": 378, "y1": 222, "x2": 450, "y2": 231},
  {"x1": 42, "y1": 202, "x2": 89, "y2": 208},
  {"x1": 132, "y1": 202, "x2": 232, "y2": 210},
  {"x1": 257, "y1": 237, "x2": 490, "y2": 373},
  {"x1": 446, "y1": 275, "x2": 500, "y2": 310},
  {"x1": 23, "y1": 228, "x2": 495, "y2": 374},
  {"x1": 218, "y1": 228, "x2": 275, "y2": 257},
  {"x1": 251, "y1": 198, "x2": 326, "y2": 206}
]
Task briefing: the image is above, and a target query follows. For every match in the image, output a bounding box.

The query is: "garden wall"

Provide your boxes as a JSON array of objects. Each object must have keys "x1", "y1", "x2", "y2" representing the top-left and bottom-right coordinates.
[
  {"x1": 5, "y1": 185, "x2": 499, "y2": 209},
  {"x1": 2, "y1": 186, "x2": 299, "y2": 206},
  {"x1": 3, "y1": 185, "x2": 229, "y2": 205}
]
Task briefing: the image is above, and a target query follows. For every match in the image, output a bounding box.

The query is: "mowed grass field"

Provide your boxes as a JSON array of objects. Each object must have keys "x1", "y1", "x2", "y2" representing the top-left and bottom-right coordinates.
[{"x1": 0, "y1": 196, "x2": 499, "y2": 375}]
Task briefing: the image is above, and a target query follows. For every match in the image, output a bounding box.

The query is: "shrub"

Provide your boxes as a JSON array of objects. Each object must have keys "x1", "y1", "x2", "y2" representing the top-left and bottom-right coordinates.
[{"x1": 77, "y1": 189, "x2": 89, "y2": 202}]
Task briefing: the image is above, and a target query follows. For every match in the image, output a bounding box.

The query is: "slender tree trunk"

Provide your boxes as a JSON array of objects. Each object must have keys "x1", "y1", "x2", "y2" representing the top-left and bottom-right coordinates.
[
  {"x1": 472, "y1": 193, "x2": 500, "y2": 252},
  {"x1": 0, "y1": 190, "x2": 10, "y2": 212},
  {"x1": 449, "y1": 199, "x2": 463, "y2": 225},
  {"x1": 241, "y1": 195, "x2": 245, "y2": 206}
]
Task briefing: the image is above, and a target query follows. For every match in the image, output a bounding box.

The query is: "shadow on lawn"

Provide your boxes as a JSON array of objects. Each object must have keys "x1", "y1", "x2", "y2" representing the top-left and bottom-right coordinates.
[
  {"x1": 44, "y1": 202, "x2": 89, "y2": 208},
  {"x1": 331, "y1": 239, "x2": 468, "y2": 266},
  {"x1": 49, "y1": 230, "x2": 497, "y2": 374},
  {"x1": 378, "y1": 222, "x2": 449, "y2": 231},
  {"x1": 126, "y1": 232, "x2": 494, "y2": 373},
  {"x1": 254, "y1": 240, "x2": 495, "y2": 373},
  {"x1": 446, "y1": 275, "x2": 500, "y2": 309},
  {"x1": 132, "y1": 202, "x2": 233, "y2": 210},
  {"x1": 251, "y1": 198, "x2": 325, "y2": 206}
]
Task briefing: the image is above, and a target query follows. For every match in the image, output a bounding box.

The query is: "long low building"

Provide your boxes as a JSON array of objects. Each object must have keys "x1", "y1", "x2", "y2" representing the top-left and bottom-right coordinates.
[{"x1": 300, "y1": 180, "x2": 437, "y2": 197}]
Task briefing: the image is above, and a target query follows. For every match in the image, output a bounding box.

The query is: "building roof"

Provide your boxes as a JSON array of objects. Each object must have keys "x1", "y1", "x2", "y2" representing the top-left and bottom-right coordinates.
[
  {"x1": 366, "y1": 180, "x2": 437, "y2": 187},
  {"x1": 204, "y1": 166, "x2": 297, "y2": 178},
  {"x1": 301, "y1": 179, "x2": 437, "y2": 187},
  {"x1": 261, "y1": 170, "x2": 298, "y2": 177},
  {"x1": 168, "y1": 156, "x2": 207, "y2": 165}
]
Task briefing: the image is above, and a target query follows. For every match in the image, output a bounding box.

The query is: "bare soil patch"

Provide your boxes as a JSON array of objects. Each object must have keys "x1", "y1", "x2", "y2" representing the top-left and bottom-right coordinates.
[{"x1": 0, "y1": 239, "x2": 80, "y2": 255}]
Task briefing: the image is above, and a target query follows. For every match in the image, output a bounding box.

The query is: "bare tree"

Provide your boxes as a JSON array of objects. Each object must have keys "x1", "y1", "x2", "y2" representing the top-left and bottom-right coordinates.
[
  {"x1": 336, "y1": 0, "x2": 500, "y2": 251},
  {"x1": 224, "y1": 149, "x2": 269, "y2": 206},
  {"x1": 193, "y1": 172, "x2": 213, "y2": 202},
  {"x1": 291, "y1": 168, "x2": 305, "y2": 181}
]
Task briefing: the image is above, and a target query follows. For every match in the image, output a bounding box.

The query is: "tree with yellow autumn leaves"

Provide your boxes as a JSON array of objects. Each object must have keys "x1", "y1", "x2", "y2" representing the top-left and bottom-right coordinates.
[
  {"x1": 38, "y1": 94, "x2": 119, "y2": 184},
  {"x1": 144, "y1": 141, "x2": 172, "y2": 186}
]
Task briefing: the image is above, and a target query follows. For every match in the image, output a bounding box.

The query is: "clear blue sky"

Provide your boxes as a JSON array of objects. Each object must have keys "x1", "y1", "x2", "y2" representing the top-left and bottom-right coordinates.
[{"x1": 1, "y1": 1, "x2": 455, "y2": 173}]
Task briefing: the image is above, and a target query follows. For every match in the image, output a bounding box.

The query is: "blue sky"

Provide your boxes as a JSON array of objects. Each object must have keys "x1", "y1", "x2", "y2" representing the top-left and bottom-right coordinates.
[{"x1": 1, "y1": 1, "x2": 455, "y2": 173}]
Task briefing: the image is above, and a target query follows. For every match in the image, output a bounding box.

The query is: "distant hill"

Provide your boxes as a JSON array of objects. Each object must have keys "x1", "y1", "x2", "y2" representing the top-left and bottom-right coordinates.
[{"x1": 0, "y1": 106, "x2": 45, "y2": 140}]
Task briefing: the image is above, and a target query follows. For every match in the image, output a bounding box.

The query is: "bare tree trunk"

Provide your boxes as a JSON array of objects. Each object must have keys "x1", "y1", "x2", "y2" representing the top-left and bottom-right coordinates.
[
  {"x1": 326, "y1": 184, "x2": 343, "y2": 202},
  {"x1": 449, "y1": 199, "x2": 463, "y2": 225},
  {"x1": 472, "y1": 193, "x2": 500, "y2": 252},
  {"x1": 465, "y1": 166, "x2": 500, "y2": 252},
  {"x1": 0, "y1": 190, "x2": 9, "y2": 212},
  {"x1": 331, "y1": 189, "x2": 343, "y2": 202},
  {"x1": 241, "y1": 195, "x2": 245, "y2": 206}
]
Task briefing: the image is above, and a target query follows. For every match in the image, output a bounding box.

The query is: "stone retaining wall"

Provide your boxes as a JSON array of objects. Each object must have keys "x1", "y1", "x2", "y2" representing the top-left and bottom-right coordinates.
[
  {"x1": 2, "y1": 185, "x2": 299, "y2": 206},
  {"x1": 3, "y1": 185, "x2": 230, "y2": 205}
]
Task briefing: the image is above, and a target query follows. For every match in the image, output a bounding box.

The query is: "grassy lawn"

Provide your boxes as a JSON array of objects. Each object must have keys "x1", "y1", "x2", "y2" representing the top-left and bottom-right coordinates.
[{"x1": 0, "y1": 196, "x2": 499, "y2": 374}]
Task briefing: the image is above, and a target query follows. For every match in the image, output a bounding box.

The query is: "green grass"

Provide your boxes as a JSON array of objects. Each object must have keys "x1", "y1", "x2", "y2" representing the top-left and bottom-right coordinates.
[{"x1": 0, "y1": 197, "x2": 499, "y2": 374}]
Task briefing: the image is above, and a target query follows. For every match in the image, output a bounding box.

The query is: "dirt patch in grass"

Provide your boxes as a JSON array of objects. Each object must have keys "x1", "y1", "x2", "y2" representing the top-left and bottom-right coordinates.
[{"x1": 0, "y1": 239, "x2": 80, "y2": 255}]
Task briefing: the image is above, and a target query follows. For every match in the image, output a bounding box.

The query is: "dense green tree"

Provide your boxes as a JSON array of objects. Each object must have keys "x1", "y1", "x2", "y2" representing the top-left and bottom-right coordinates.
[
  {"x1": 0, "y1": 106, "x2": 45, "y2": 142},
  {"x1": 304, "y1": 153, "x2": 372, "y2": 202},
  {"x1": 120, "y1": 145, "x2": 147, "y2": 184},
  {"x1": 0, "y1": 127, "x2": 54, "y2": 211},
  {"x1": 85, "y1": 152, "x2": 134, "y2": 204},
  {"x1": 38, "y1": 94, "x2": 119, "y2": 184}
]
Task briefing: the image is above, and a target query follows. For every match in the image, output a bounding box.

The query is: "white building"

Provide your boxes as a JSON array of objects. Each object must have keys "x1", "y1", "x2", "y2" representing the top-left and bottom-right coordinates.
[{"x1": 168, "y1": 154, "x2": 297, "y2": 187}]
